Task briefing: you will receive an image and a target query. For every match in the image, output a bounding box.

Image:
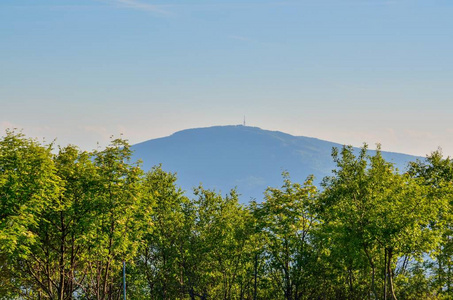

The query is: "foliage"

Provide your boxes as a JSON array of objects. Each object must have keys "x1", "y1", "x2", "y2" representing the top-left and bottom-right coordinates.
[
  {"x1": 0, "y1": 131, "x2": 452, "y2": 299},
  {"x1": 319, "y1": 145, "x2": 443, "y2": 300},
  {"x1": 253, "y1": 173, "x2": 319, "y2": 300}
]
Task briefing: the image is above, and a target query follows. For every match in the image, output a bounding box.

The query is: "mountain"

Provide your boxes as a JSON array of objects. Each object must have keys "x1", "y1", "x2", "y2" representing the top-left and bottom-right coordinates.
[{"x1": 132, "y1": 125, "x2": 420, "y2": 202}]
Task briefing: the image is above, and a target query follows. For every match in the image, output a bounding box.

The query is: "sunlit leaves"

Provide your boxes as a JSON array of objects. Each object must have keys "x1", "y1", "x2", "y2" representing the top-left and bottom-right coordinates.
[{"x1": 1, "y1": 130, "x2": 453, "y2": 299}]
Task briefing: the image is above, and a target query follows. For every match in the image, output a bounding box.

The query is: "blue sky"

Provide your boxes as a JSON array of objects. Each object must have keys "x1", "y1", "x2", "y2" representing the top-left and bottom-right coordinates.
[{"x1": 1, "y1": 0, "x2": 452, "y2": 156}]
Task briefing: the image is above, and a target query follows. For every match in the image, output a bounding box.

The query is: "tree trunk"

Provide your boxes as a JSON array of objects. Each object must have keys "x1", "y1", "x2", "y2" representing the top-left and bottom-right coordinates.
[
  {"x1": 58, "y1": 210, "x2": 66, "y2": 300},
  {"x1": 387, "y1": 248, "x2": 397, "y2": 300},
  {"x1": 384, "y1": 249, "x2": 387, "y2": 300},
  {"x1": 364, "y1": 247, "x2": 378, "y2": 299},
  {"x1": 253, "y1": 253, "x2": 258, "y2": 300}
]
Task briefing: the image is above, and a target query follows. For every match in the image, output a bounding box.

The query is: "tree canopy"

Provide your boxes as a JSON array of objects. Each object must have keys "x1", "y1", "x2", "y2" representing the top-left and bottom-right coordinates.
[{"x1": 1, "y1": 131, "x2": 452, "y2": 299}]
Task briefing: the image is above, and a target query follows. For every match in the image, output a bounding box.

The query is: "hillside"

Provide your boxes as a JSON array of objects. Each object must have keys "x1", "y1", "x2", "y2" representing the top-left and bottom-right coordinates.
[{"x1": 132, "y1": 125, "x2": 419, "y2": 202}]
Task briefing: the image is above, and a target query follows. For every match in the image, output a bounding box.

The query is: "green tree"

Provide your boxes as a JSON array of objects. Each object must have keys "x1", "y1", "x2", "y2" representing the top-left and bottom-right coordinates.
[
  {"x1": 409, "y1": 150, "x2": 453, "y2": 298},
  {"x1": 79, "y1": 138, "x2": 147, "y2": 300},
  {"x1": 320, "y1": 145, "x2": 442, "y2": 300},
  {"x1": 183, "y1": 187, "x2": 251, "y2": 300},
  {"x1": 253, "y1": 173, "x2": 319, "y2": 300},
  {"x1": 135, "y1": 166, "x2": 189, "y2": 299},
  {"x1": 0, "y1": 130, "x2": 61, "y2": 298},
  {"x1": 17, "y1": 145, "x2": 99, "y2": 299}
]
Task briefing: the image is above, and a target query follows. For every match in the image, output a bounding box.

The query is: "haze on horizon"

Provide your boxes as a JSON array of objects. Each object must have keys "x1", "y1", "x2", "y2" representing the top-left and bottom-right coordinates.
[{"x1": 1, "y1": 0, "x2": 452, "y2": 157}]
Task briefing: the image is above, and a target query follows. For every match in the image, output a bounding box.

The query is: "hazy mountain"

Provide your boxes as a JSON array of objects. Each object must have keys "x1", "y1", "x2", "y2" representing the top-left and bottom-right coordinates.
[{"x1": 132, "y1": 125, "x2": 419, "y2": 202}]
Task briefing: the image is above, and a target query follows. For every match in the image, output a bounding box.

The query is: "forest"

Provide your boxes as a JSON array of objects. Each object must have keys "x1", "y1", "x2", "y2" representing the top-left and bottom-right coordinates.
[{"x1": 1, "y1": 129, "x2": 453, "y2": 300}]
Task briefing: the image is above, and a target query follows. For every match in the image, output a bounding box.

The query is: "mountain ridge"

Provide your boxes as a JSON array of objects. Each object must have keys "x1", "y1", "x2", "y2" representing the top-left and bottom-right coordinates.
[{"x1": 132, "y1": 125, "x2": 420, "y2": 202}]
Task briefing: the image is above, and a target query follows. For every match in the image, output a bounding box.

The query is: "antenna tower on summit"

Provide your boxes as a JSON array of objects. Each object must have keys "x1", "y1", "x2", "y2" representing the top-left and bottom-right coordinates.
[{"x1": 243, "y1": 116, "x2": 246, "y2": 126}]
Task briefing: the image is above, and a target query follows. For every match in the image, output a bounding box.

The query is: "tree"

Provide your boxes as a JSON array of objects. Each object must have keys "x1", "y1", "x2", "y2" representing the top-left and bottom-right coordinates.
[
  {"x1": 78, "y1": 138, "x2": 147, "y2": 300},
  {"x1": 409, "y1": 150, "x2": 453, "y2": 298},
  {"x1": 320, "y1": 145, "x2": 442, "y2": 300},
  {"x1": 0, "y1": 130, "x2": 61, "y2": 298},
  {"x1": 183, "y1": 187, "x2": 251, "y2": 300},
  {"x1": 253, "y1": 173, "x2": 319, "y2": 300},
  {"x1": 17, "y1": 145, "x2": 99, "y2": 299},
  {"x1": 135, "y1": 166, "x2": 188, "y2": 299}
]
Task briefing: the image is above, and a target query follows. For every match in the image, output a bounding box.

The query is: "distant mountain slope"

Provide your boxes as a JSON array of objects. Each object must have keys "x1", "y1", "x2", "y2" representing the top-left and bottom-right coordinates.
[{"x1": 132, "y1": 125, "x2": 419, "y2": 202}]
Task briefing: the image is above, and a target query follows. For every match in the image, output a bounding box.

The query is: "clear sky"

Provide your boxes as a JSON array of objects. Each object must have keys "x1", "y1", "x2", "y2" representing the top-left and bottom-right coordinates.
[{"x1": 1, "y1": 0, "x2": 452, "y2": 156}]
